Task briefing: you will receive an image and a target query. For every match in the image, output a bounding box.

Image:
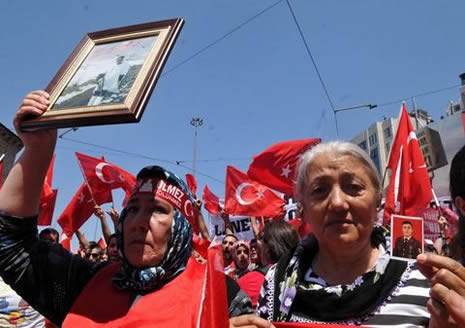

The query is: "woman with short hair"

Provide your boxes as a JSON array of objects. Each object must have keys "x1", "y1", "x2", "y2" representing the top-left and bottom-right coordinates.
[{"x1": 231, "y1": 141, "x2": 430, "y2": 327}]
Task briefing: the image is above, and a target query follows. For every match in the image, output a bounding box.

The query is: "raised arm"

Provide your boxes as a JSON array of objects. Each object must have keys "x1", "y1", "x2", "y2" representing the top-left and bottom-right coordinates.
[
  {"x1": 0, "y1": 91, "x2": 96, "y2": 326},
  {"x1": 75, "y1": 229, "x2": 89, "y2": 250},
  {"x1": 94, "y1": 205, "x2": 112, "y2": 244},
  {"x1": 0, "y1": 91, "x2": 56, "y2": 216},
  {"x1": 195, "y1": 198, "x2": 211, "y2": 242},
  {"x1": 106, "y1": 207, "x2": 120, "y2": 232},
  {"x1": 250, "y1": 216, "x2": 260, "y2": 237},
  {"x1": 221, "y1": 210, "x2": 233, "y2": 235}
]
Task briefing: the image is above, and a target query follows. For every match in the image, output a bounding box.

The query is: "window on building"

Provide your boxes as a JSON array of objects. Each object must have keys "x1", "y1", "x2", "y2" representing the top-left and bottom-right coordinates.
[
  {"x1": 369, "y1": 134, "x2": 377, "y2": 146},
  {"x1": 426, "y1": 155, "x2": 432, "y2": 167},
  {"x1": 385, "y1": 142, "x2": 391, "y2": 157},
  {"x1": 359, "y1": 141, "x2": 367, "y2": 150},
  {"x1": 370, "y1": 148, "x2": 381, "y2": 174},
  {"x1": 384, "y1": 127, "x2": 391, "y2": 138}
]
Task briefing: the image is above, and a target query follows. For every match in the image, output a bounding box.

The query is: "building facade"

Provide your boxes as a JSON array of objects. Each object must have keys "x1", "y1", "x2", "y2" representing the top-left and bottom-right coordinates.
[
  {"x1": 0, "y1": 123, "x2": 23, "y2": 182},
  {"x1": 350, "y1": 73, "x2": 465, "y2": 196}
]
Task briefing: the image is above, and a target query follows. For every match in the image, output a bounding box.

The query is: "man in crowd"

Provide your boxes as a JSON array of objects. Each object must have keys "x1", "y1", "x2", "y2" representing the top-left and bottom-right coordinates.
[
  {"x1": 222, "y1": 234, "x2": 238, "y2": 276},
  {"x1": 39, "y1": 228, "x2": 59, "y2": 244},
  {"x1": 86, "y1": 243, "x2": 105, "y2": 263}
]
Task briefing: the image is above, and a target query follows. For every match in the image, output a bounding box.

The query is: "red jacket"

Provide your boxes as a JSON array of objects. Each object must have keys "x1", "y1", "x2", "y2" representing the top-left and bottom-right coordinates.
[{"x1": 62, "y1": 258, "x2": 205, "y2": 328}]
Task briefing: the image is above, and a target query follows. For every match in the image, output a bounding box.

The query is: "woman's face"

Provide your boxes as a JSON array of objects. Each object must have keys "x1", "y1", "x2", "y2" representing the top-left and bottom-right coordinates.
[
  {"x1": 234, "y1": 245, "x2": 250, "y2": 270},
  {"x1": 302, "y1": 153, "x2": 381, "y2": 253},
  {"x1": 123, "y1": 193, "x2": 174, "y2": 268}
]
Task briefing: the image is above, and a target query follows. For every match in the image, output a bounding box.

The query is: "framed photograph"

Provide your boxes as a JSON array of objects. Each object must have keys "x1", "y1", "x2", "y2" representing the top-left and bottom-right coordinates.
[
  {"x1": 21, "y1": 19, "x2": 184, "y2": 131},
  {"x1": 390, "y1": 215, "x2": 424, "y2": 261}
]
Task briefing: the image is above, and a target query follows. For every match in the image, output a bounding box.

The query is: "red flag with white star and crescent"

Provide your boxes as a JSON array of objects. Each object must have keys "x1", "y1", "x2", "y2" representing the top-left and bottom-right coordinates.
[
  {"x1": 383, "y1": 103, "x2": 432, "y2": 224},
  {"x1": 247, "y1": 138, "x2": 321, "y2": 197},
  {"x1": 75, "y1": 152, "x2": 136, "y2": 202},
  {"x1": 224, "y1": 166, "x2": 284, "y2": 217},
  {"x1": 57, "y1": 182, "x2": 113, "y2": 236}
]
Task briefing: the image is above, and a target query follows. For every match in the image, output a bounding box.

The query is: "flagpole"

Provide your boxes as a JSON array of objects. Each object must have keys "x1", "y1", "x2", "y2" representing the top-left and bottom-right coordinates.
[
  {"x1": 190, "y1": 118, "x2": 203, "y2": 177},
  {"x1": 382, "y1": 103, "x2": 404, "y2": 188},
  {"x1": 431, "y1": 187, "x2": 443, "y2": 216}
]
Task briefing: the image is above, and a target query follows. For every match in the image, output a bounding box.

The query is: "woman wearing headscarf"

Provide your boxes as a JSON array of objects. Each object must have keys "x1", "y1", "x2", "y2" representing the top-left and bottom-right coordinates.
[
  {"x1": 0, "y1": 91, "x2": 253, "y2": 327},
  {"x1": 231, "y1": 141, "x2": 431, "y2": 327}
]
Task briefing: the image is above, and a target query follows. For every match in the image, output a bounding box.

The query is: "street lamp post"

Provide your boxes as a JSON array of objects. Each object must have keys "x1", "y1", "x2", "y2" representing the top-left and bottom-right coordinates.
[
  {"x1": 190, "y1": 117, "x2": 203, "y2": 177},
  {"x1": 333, "y1": 103, "x2": 377, "y2": 137}
]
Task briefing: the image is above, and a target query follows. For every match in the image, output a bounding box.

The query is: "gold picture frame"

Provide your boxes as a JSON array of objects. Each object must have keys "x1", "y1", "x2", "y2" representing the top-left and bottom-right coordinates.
[{"x1": 21, "y1": 18, "x2": 184, "y2": 131}]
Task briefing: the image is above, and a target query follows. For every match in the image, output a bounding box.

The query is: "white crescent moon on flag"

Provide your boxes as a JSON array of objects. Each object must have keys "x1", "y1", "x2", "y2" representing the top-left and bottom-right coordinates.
[
  {"x1": 184, "y1": 200, "x2": 194, "y2": 218},
  {"x1": 96, "y1": 162, "x2": 115, "y2": 184},
  {"x1": 236, "y1": 182, "x2": 257, "y2": 206}
]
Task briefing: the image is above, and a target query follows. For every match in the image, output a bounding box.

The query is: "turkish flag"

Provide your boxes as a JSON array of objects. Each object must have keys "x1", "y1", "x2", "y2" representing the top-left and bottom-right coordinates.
[
  {"x1": 75, "y1": 152, "x2": 136, "y2": 201},
  {"x1": 38, "y1": 189, "x2": 58, "y2": 226},
  {"x1": 57, "y1": 182, "x2": 112, "y2": 236},
  {"x1": 225, "y1": 166, "x2": 284, "y2": 217},
  {"x1": 288, "y1": 218, "x2": 311, "y2": 239},
  {"x1": 203, "y1": 185, "x2": 221, "y2": 215},
  {"x1": 38, "y1": 155, "x2": 57, "y2": 226},
  {"x1": 384, "y1": 103, "x2": 432, "y2": 224},
  {"x1": 247, "y1": 138, "x2": 320, "y2": 196},
  {"x1": 186, "y1": 174, "x2": 198, "y2": 196},
  {"x1": 199, "y1": 243, "x2": 229, "y2": 328},
  {"x1": 98, "y1": 237, "x2": 107, "y2": 249},
  {"x1": 60, "y1": 233, "x2": 71, "y2": 251}
]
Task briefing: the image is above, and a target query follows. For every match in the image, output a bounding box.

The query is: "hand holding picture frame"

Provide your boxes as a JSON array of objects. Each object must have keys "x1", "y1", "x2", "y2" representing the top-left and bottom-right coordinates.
[{"x1": 21, "y1": 19, "x2": 184, "y2": 131}]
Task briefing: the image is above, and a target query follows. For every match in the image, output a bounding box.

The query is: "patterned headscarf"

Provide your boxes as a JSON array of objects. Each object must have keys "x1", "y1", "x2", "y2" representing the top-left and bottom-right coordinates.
[{"x1": 113, "y1": 166, "x2": 194, "y2": 294}]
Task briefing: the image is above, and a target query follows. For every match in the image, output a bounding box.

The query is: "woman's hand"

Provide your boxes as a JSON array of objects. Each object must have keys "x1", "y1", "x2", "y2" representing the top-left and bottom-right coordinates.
[
  {"x1": 94, "y1": 205, "x2": 106, "y2": 220},
  {"x1": 417, "y1": 253, "x2": 465, "y2": 327},
  {"x1": 229, "y1": 315, "x2": 275, "y2": 328},
  {"x1": 13, "y1": 90, "x2": 57, "y2": 148},
  {"x1": 107, "y1": 207, "x2": 120, "y2": 226}
]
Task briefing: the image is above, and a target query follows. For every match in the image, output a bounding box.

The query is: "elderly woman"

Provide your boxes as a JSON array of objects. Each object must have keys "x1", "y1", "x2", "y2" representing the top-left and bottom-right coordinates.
[
  {"x1": 0, "y1": 91, "x2": 252, "y2": 327},
  {"x1": 231, "y1": 141, "x2": 431, "y2": 328}
]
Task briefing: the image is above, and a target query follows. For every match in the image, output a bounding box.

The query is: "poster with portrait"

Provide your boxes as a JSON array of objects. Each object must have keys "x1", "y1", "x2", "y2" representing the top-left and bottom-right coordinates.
[
  {"x1": 21, "y1": 19, "x2": 184, "y2": 131},
  {"x1": 390, "y1": 215, "x2": 424, "y2": 261}
]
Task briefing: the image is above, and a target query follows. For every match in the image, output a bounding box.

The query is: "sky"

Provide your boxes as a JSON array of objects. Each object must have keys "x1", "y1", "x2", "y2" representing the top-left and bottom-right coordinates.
[{"x1": 1, "y1": 0, "x2": 464, "y2": 244}]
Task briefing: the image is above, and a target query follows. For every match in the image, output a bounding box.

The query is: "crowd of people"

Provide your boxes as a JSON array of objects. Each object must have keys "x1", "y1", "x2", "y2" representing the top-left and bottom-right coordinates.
[{"x1": 0, "y1": 90, "x2": 465, "y2": 327}]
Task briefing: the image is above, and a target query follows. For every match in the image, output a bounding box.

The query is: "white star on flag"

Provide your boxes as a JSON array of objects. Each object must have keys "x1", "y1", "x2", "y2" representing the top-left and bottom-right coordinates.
[
  {"x1": 281, "y1": 165, "x2": 291, "y2": 178},
  {"x1": 256, "y1": 189, "x2": 264, "y2": 199}
]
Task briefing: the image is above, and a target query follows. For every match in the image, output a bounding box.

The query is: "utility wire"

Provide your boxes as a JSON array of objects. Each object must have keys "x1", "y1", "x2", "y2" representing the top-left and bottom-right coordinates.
[
  {"x1": 375, "y1": 83, "x2": 462, "y2": 109},
  {"x1": 59, "y1": 136, "x2": 225, "y2": 184},
  {"x1": 161, "y1": 0, "x2": 284, "y2": 77},
  {"x1": 56, "y1": 1, "x2": 283, "y2": 137},
  {"x1": 176, "y1": 157, "x2": 251, "y2": 164},
  {"x1": 284, "y1": 0, "x2": 338, "y2": 136}
]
